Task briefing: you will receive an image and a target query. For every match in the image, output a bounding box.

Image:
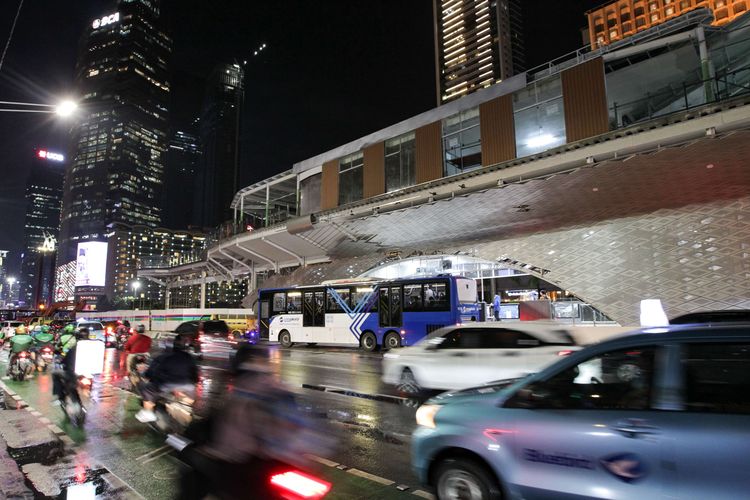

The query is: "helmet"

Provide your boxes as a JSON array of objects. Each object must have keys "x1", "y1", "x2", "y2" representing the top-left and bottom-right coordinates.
[
  {"x1": 123, "y1": 320, "x2": 131, "y2": 327},
  {"x1": 41, "y1": 325, "x2": 50, "y2": 334},
  {"x1": 75, "y1": 327, "x2": 90, "y2": 340},
  {"x1": 136, "y1": 325, "x2": 145, "y2": 334},
  {"x1": 63, "y1": 323, "x2": 75, "y2": 334},
  {"x1": 33, "y1": 325, "x2": 42, "y2": 332},
  {"x1": 173, "y1": 334, "x2": 190, "y2": 351}
]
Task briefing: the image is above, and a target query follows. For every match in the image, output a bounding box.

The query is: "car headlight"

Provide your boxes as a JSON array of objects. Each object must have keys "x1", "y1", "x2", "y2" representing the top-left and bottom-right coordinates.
[{"x1": 415, "y1": 404, "x2": 442, "y2": 429}]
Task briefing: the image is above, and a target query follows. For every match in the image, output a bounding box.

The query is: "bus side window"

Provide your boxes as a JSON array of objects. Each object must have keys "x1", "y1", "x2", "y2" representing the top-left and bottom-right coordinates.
[
  {"x1": 272, "y1": 293, "x2": 287, "y2": 314},
  {"x1": 425, "y1": 282, "x2": 448, "y2": 310},
  {"x1": 287, "y1": 292, "x2": 302, "y2": 313},
  {"x1": 404, "y1": 284, "x2": 423, "y2": 312}
]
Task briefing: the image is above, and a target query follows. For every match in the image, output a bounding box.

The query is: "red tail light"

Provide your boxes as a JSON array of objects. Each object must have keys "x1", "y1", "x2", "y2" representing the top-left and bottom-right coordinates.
[
  {"x1": 270, "y1": 471, "x2": 331, "y2": 499},
  {"x1": 107, "y1": 327, "x2": 114, "y2": 334},
  {"x1": 557, "y1": 349, "x2": 574, "y2": 357},
  {"x1": 42, "y1": 347, "x2": 52, "y2": 353},
  {"x1": 18, "y1": 352, "x2": 27, "y2": 358}
]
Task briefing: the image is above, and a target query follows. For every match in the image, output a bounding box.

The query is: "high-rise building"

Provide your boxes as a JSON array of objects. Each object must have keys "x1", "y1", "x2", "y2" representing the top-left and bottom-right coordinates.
[
  {"x1": 195, "y1": 63, "x2": 244, "y2": 228},
  {"x1": 19, "y1": 148, "x2": 65, "y2": 308},
  {"x1": 434, "y1": 0, "x2": 525, "y2": 104},
  {"x1": 0, "y1": 251, "x2": 9, "y2": 306},
  {"x1": 587, "y1": 0, "x2": 750, "y2": 48},
  {"x1": 163, "y1": 127, "x2": 202, "y2": 229},
  {"x1": 105, "y1": 222, "x2": 207, "y2": 307},
  {"x1": 57, "y1": 0, "x2": 172, "y2": 301}
]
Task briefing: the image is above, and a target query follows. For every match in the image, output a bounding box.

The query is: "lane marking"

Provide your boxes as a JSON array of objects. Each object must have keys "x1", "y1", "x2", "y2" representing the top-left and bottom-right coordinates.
[
  {"x1": 306, "y1": 454, "x2": 339, "y2": 468},
  {"x1": 347, "y1": 467, "x2": 395, "y2": 486},
  {"x1": 412, "y1": 489, "x2": 435, "y2": 498},
  {"x1": 141, "y1": 448, "x2": 173, "y2": 465},
  {"x1": 269, "y1": 358, "x2": 380, "y2": 375},
  {"x1": 135, "y1": 445, "x2": 171, "y2": 462}
]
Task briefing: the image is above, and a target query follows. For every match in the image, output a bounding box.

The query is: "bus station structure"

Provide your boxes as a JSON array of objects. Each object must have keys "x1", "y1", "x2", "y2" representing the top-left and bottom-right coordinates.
[{"x1": 140, "y1": 10, "x2": 750, "y2": 326}]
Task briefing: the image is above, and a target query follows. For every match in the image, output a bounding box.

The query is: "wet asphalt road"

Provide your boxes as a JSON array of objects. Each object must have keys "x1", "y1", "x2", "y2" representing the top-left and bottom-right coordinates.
[{"x1": 1, "y1": 338, "x2": 427, "y2": 496}]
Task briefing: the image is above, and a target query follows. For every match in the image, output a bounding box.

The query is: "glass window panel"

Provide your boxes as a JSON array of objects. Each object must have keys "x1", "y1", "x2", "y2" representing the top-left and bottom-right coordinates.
[
  {"x1": 299, "y1": 173, "x2": 321, "y2": 216},
  {"x1": 683, "y1": 343, "x2": 750, "y2": 414},
  {"x1": 272, "y1": 292, "x2": 286, "y2": 313},
  {"x1": 286, "y1": 291, "x2": 302, "y2": 314},
  {"x1": 384, "y1": 132, "x2": 416, "y2": 193},
  {"x1": 404, "y1": 283, "x2": 423, "y2": 312},
  {"x1": 338, "y1": 153, "x2": 363, "y2": 205}
]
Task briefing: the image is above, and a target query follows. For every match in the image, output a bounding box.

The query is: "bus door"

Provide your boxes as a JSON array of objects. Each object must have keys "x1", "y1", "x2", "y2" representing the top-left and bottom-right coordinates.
[
  {"x1": 379, "y1": 286, "x2": 402, "y2": 327},
  {"x1": 259, "y1": 299, "x2": 270, "y2": 339},
  {"x1": 303, "y1": 291, "x2": 324, "y2": 327}
]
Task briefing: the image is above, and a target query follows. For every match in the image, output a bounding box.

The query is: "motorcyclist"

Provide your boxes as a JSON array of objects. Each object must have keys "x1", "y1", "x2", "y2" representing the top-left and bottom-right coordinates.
[
  {"x1": 135, "y1": 334, "x2": 198, "y2": 423},
  {"x1": 52, "y1": 328, "x2": 90, "y2": 406},
  {"x1": 57, "y1": 324, "x2": 77, "y2": 355},
  {"x1": 124, "y1": 324, "x2": 152, "y2": 372},
  {"x1": 177, "y1": 344, "x2": 308, "y2": 499},
  {"x1": 31, "y1": 325, "x2": 55, "y2": 370},
  {"x1": 7, "y1": 327, "x2": 34, "y2": 374}
]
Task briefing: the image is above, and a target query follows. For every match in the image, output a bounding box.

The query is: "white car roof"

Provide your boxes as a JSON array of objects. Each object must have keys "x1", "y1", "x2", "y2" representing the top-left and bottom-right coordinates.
[{"x1": 427, "y1": 321, "x2": 575, "y2": 345}]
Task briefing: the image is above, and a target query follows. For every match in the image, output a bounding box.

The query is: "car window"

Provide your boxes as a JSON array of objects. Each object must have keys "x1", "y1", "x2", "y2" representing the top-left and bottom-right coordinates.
[
  {"x1": 437, "y1": 329, "x2": 484, "y2": 349},
  {"x1": 479, "y1": 329, "x2": 541, "y2": 349},
  {"x1": 505, "y1": 347, "x2": 657, "y2": 410},
  {"x1": 682, "y1": 342, "x2": 750, "y2": 414},
  {"x1": 80, "y1": 323, "x2": 102, "y2": 330}
]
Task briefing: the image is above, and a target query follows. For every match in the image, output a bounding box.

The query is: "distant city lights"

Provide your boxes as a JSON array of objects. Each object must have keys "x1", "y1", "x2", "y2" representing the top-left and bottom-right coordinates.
[{"x1": 38, "y1": 150, "x2": 65, "y2": 162}]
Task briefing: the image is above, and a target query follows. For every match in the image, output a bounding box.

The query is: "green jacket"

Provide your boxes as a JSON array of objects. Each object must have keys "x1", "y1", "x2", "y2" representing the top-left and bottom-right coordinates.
[
  {"x1": 33, "y1": 333, "x2": 55, "y2": 346},
  {"x1": 9, "y1": 335, "x2": 33, "y2": 353},
  {"x1": 58, "y1": 334, "x2": 77, "y2": 354}
]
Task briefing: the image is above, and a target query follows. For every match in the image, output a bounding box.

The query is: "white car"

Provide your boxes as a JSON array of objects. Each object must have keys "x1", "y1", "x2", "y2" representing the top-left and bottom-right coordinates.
[
  {"x1": 77, "y1": 321, "x2": 109, "y2": 344},
  {"x1": 0, "y1": 321, "x2": 24, "y2": 338},
  {"x1": 382, "y1": 322, "x2": 579, "y2": 392}
]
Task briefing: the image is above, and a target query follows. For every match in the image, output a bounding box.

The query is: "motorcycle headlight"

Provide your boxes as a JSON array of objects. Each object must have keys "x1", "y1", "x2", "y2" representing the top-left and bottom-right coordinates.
[{"x1": 415, "y1": 404, "x2": 442, "y2": 429}]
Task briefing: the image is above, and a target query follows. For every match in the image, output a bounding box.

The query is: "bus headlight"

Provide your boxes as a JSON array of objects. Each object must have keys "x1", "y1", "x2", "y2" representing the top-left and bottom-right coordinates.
[{"x1": 416, "y1": 404, "x2": 442, "y2": 429}]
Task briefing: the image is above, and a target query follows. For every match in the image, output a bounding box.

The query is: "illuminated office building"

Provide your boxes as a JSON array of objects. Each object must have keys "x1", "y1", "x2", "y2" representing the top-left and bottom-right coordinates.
[
  {"x1": 587, "y1": 0, "x2": 750, "y2": 48},
  {"x1": 164, "y1": 127, "x2": 202, "y2": 229},
  {"x1": 434, "y1": 0, "x2": 525, "y2": 103},
  {"x1": 57, "y1": 0, "x2": 172, "y2": 299},
  {"x1": 20, "y1": 149, "x2": 65, "y2": 307}
]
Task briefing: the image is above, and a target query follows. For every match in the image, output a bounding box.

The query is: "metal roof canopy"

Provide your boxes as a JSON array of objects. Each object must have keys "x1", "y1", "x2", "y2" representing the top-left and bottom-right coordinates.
[{"x1": 230, "y1": 170, "x2": 298, "y2": 226}]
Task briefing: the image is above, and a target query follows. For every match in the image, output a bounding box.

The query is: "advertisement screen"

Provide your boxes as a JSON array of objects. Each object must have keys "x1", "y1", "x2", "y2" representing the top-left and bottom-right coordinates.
[{"x1": 75, "y1": 242, "x2": 108, "y2": 287}]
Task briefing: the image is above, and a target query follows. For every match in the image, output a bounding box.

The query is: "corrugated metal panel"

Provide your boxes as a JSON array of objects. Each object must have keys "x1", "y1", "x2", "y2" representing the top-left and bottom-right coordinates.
[
  {"x1": 320, "y1": 159, "x2": 339, "y2": 210},
  {"x1": 479, "y1": 94, "x2": 516, "y2": 166},
  {"x1": 363, "y1": 141, "x2": 385, "y2": 198},
  {"x1": 562, "y1": 58, "x2": 609, "y2": 143},
  {"x1": 415, "y1": 121, "x2": 443, "y2": 183}
]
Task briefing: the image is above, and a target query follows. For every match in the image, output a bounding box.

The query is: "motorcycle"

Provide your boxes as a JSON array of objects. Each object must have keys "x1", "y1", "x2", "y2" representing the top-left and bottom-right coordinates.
[
  {"x1": 59, "y1": 374, "x2": 93, "y2": 427},
  {"x1": 127, "y1": 353, "x2": 150, "y2": 394},
  {"x1": 165, "y1": 432, "x2": 332, "y2": 500},
  {"x1": 148, "y1": 386, "x2": 195, "y2": 434},
  {"x1": 116, "y1": 328, "x2": 133, "y2": 350},
  {"x1": 36, "y1": 345, "x2": 55, "y2": 372},
  {"x1": 8, "y1": 351, "x2": 35, "y2": 381}
]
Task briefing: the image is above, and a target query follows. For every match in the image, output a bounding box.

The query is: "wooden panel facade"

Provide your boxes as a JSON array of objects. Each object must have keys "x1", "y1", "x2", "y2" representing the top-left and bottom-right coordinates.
[
  {"x1": 415, "y1": 121, "x2": 443, "y2": 184},
  {"x1": 479, "y1": 94, "x2": 516, "y2": 166},
  {"x1": 320, "y1": 159, "x2": 339, "y2": 211},
  {"x1": 363, "y1": 142, "x2": 385, "y2": 199},
  {"x1": 561, "y1": 58, "x2": 609, "y2": 143}
]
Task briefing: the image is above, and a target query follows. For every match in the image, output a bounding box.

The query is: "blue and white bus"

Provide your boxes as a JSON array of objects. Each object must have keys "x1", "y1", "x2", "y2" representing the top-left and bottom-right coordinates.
[{"x1": 258, "y1": 275, "x2": 481, "y2": 351}]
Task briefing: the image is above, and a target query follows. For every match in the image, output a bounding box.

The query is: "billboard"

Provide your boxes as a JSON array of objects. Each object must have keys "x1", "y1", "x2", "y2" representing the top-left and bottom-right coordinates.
[{"x1": 75, "y1": 242, "x2": 108, "y2": 287}]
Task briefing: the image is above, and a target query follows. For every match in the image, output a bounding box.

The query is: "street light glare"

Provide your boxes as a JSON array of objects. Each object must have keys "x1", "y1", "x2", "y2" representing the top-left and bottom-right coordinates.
[{"x1": 56, "y1": 100, "x2": 77, "y2": 117}]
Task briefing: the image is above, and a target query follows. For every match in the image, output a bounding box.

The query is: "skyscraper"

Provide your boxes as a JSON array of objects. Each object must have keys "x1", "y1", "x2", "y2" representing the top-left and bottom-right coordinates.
[
  {"x1": 57, "y1": 0, "x2": 172, "y2": 302},
  {"x1": 434, "y1": 0, "x2": 525, "y2": 104},
  {"x1": 163, "y1": 127, "x2": 202, "y2": 229},
  {"x1": 20, "y1": 148, "x2": 65, "y2": 307},
  {"x1": 195, "y1": 63, "x2": 244, "y2": 228}
]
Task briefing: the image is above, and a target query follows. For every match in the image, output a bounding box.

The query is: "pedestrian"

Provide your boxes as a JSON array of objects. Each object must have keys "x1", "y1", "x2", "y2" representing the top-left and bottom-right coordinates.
[{"x1": 493, "y1": 293, "x2": 501, "y2": 321}]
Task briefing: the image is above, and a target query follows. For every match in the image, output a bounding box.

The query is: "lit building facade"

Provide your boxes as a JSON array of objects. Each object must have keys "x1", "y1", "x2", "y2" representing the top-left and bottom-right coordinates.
[
  {"x1": 106, "y1": 223, "x2": 207, "y2": 307},
  {"x1": 20, "y1": 149, "x2": 65, "y2": 307},
  {"x1": 57, "y1": 0, "x2": 172, "y2": 299},
  {"x1": 196, "y1": 63, "x2": 244, "y2": 228},
  {"x1": 434, "y1": 0, "x2": 525, "y2": 103},
  {"x1": 587, "y1": 0, "x2": 750, "y2": 48}
]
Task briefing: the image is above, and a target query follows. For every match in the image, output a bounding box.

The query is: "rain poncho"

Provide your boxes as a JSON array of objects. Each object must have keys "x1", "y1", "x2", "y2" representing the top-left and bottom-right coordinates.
[{"x1": 9, "y1": 334, "x2": 33, "y2": 354}]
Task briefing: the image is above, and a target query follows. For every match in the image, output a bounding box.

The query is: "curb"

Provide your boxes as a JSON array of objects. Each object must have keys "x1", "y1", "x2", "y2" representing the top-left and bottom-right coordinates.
[{"x1": 307, "y1": 454, "x2": 434, "y2": 499}]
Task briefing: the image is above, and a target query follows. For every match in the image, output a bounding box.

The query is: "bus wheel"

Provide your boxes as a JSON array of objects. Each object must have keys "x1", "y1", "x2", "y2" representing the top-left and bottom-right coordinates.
[
  {"x1": 360, "y1": 332, "x2": 377, "y2": 352},
  {"x1": 279, "y1": 330, "x2": 293, "y2": 348},
  {"x1": 384, "y1": 331, "x2": 401, "y2": 350}
]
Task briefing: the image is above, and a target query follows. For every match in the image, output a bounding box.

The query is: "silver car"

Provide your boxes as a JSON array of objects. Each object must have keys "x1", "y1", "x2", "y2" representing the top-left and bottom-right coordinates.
[{"x1": 412, "y1": 325, "x2": 750, "y2": 499}]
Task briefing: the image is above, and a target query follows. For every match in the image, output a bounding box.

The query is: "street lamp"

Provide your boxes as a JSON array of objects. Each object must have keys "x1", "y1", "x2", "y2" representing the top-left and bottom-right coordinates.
[
  {"x1": 0, "y1": 99, "x2": 78, "y2": 118},
  {"x1": 132, "y1": 281, "x2": 141, "y2": 309}
]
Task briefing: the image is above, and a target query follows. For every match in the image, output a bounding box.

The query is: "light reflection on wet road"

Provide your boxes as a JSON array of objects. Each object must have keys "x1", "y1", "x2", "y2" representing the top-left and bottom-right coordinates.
[{"x1": 1, "y1": 340, "x2": 425, "y2": 497}]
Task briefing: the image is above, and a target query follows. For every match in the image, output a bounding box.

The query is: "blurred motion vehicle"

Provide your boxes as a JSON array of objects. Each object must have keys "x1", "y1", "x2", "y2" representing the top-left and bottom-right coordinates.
[
  {"x1": 0, "y1": 321, "x2": 23, "y2": 340},
  {"x1": 174, "y1": 320, "x2": 230, "y2": 352},
  {"x1": 412, "y1": 324, "x2": 750, "y2": 500},
  {"x1": 382, "y1": 323, "x2": 577, "y2": 393},
  {"x1": 76, "y1": 321, "x2": 108, "y2": 343}
]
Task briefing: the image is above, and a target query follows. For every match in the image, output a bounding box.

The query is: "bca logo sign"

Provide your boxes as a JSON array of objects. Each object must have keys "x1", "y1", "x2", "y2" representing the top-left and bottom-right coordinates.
[{"x1": 93, "y1": 12, "x2": 120, "y2": 29}]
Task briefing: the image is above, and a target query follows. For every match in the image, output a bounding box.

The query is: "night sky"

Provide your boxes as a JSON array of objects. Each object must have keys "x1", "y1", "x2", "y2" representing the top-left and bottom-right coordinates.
[{"x1": 0, "y1": 0, "x2": 601, "y2": 274}]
